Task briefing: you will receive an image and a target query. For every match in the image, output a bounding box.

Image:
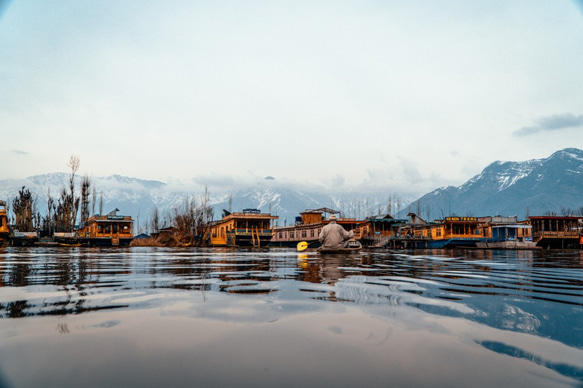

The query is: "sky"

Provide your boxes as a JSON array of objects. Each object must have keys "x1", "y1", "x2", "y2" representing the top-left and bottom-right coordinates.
[{"x1": 1, "y1": 0, "x2": 583, "y2": 195}]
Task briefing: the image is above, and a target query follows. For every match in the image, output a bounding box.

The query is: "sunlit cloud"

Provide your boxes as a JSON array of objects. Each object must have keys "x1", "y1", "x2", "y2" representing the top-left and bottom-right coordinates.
[{"x1": 513, "y1": 113, "x2": 583, "y2": 137}]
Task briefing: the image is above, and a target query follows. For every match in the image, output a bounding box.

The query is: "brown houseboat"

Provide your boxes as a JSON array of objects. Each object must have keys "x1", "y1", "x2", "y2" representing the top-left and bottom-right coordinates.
[
  {"x1": 352, "y1": 215, "x2": 407, "y2": 247},
  {"x1": 210, "y1": 209, "x2": 278, "y2": 247},
  {"x1": 77, "y1": 209, "x2": 134, "y2": 246},
  {"x1": 396, "y1": 214, "x2": 483, "y2": 249},
  {"x1": 270, "y1": 208, "x2": 363, "y2": 248},
  {"x1": 0, "y1": 200, "x2": 9, "y2": 245},
  {"x1": 529, "y1": 215, "x2": 583, "y2": 249}
]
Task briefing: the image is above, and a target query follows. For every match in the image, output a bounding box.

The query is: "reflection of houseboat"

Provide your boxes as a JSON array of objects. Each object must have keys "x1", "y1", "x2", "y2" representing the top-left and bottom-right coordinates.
[
  {"x1": 397, "y1": 214, "x2": 483, "y2": 249},
  {"x1": 270, "y1": 208, "x2": 362, "y2": 248},
  {"x1": 210, "y1": 209, "x2": 278, "y2": 247},
  {"x1": 476, "y1": 216, "x2": 537, "y2": 249},
  {"x1": 0, "y1": 200, "x2": 9, "y2": 245},
  {"x1": 529, "y1": 216, "x2": 583, "y2": 249},
  {"x1": 77, "y1": 209, "x2": 134, "y2": 246}
]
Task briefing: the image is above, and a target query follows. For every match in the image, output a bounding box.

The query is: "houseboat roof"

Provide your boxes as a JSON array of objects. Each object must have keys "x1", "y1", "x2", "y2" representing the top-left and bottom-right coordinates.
[
  {"x1": 302, "y1": 207, "x2": 340, "y2": 215},
  {"x1": 214, "y1": 211, "x2": 279, "y2": 225},
  {"x1": 491, "y1": 224, "x2": 531, "y2": 229},
  {"x1": 87, "y1": 214, "x2": 133, "y2": 222},
  {"x1": 529, "y1": 216, "x2": 583, "y2": 221}
]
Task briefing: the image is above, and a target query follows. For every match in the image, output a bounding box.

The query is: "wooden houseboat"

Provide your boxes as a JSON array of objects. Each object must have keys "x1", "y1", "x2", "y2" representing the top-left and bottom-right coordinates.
[
  {"x1": 210, "y1": 209, "x2": 278, "y2": 247},
  {"x1": 77, "y1": 209, "x2": 134, "y2": 246},
  {"x1": 352, "y1": 215, "x2": 407, "y2": 248},
  {"x1": 396, "y1": 214, "x2": 484, "y2": 249},
  {"x1": 10, "y1": 231, "x2": 39, "y2": 246},
  {"x1": 269, "y1": 208, "x2": 363, "y2": 248},
  {"x1": 475, "y1": 216, "x2": 537, "y2": 249},
  {"x1": 0, "y1": 200, "x2": 9, "y2": 245},
  {"x1": 529, "y1": 216, "x2": 583, "y2": 249}
]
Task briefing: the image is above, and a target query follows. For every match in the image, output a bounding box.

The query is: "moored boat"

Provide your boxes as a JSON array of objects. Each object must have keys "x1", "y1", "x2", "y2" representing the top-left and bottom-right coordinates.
[
  {"x1": 395, "y1": 214, "x2": 484, "y2": 249},
  {"x1": 270, "y1": 208, "x2": 363, "y2": 248},
  {"x1": 317, "y1": 240, "x2": 362, "y2": 254},
  {"x1": 0, "y1": 200, "x2": 9, "y2": 245},
  {"x1": 529, "y1": 215, "x2": 583, "y2": 249},
  {"x1": 210, "y1": 208, "x2": 278, "y2": 247},
  {"x1": 475, "y1": 222, "x2": 539, "y2": 249},
  {"x1": 77, "y1": 209, "x2": 134, "y2": 247}
]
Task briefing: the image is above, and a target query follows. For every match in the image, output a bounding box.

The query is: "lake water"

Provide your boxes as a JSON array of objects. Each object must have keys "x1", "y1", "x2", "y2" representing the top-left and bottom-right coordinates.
[{"x1": 0, "y1": 247, "x2": 582, "y2": 388}]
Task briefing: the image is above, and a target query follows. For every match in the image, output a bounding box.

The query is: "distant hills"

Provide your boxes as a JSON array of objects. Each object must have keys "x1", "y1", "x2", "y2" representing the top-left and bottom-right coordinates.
[
  {"x1": 403, "y1": 148, "x2": 583, "y2": 220},
  {"x1": 0, "y1": 173, "x2": 407, "y2": 231},
  {"x1": 1, "y1": 148, "x2": 582, "y2": 230}
]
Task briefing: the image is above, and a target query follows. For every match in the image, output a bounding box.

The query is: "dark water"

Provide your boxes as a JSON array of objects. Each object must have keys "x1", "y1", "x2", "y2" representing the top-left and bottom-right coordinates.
[{"x1": 0, "y1": 247, "x2": 582, "y2": 388}]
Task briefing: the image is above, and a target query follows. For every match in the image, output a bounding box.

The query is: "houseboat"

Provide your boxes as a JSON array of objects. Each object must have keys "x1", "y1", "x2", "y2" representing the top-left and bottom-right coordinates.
[
  {"x1": 270, "y1": 208, "x2": 363, "y2": 248},
  {"x1": 210, "y1": 209, "x2": 278, "y2": 247},
  {"x1": 352, "y1": 214, "x2": 407, "y2": 248},
  {"x1": 396, "y1": 214, "x2": 484, "y2": 249},
  {"x1": 529, "y1": 215, "x2": 583, "y2": 249},
  {"x1": 77, "y1": 209, "x2": 134, "y2": 246},
  {"x1": 475, "y1": 216, "x2": 537, "y2": 249},
  {"x1": 0, "y1": 200, "x2": 9, "y2": 245}
]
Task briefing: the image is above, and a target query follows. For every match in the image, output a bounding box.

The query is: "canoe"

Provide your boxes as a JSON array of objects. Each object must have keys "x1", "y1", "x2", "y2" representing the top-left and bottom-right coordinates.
[{"x1": 317, "y1": 240, "x2": 362, "y2": 254}]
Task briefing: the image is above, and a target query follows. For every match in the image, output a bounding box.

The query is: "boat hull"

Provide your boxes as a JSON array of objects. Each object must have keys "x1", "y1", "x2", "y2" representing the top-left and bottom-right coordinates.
[
  {"x1": 476, "y1": 240, "x2": 540, "y2": 250},
  {"x1": 318, "y1": 240, "x2": 362, "y2": 254},
  {"x1": 317, "y1": 247, "x2": 361, "y2": 254}
]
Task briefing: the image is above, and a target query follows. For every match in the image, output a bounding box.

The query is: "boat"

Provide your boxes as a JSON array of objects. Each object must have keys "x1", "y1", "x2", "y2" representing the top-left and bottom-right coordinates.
[
  {"x1": 395, "y1": 214, "x2": 484, "y2": 249},
  {"x1": 0, "y1": 200, "x2": 9, "y2": 245},
  {"x1": 77, "y1": 208, "x2": 135, "y2": 247},
  {"x1": 9, "y1": 231, "x2": 39, "y2": 246},
  {"x1": 475, "y1": 222, "x2": 539, "y2": 249},
  {"x1": 352, "y1": 214, "x2": 407, "y2": 248},
  {"x1": 57, "y1": 242, "x2": 84, "y2": 247},
  {"x1": 270, "y1": 208, "x2": 363, "y2": 248},
  {"x1": 317, "y1": 239, "x2": 362, "y2": 254},
  {"x1": 529, "y1": 215, "x2": 583, "y2": 249},
  {"x1": 210, "y1": 208, "x2": 278, "y2": 247}
]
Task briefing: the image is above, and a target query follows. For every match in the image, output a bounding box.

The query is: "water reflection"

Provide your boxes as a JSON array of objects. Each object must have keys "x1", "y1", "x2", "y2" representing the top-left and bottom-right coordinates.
[{"x1": 0, "y1": 247, "x2": 582, "y2": 387}]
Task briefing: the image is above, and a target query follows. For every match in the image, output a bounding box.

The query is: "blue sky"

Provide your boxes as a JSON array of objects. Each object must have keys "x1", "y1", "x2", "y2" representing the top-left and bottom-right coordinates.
[{"x1": 1, "y1": 1, "x2": 582, "y2": 194}]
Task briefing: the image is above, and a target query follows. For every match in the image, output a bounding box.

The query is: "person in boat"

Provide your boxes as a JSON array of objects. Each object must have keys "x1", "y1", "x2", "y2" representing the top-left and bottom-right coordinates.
[{"x1": 319, "y1": 214, "x2": 354, "y2": 249}]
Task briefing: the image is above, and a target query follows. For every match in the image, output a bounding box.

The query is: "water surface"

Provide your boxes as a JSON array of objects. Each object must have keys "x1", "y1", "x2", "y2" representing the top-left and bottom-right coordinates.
[{"x1": 1, "y1": 247, "x2": 582, "y2": 387}]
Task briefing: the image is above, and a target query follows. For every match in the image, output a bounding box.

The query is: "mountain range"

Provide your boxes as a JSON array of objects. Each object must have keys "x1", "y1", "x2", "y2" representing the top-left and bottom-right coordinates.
[
  {"x1": 0, "y1": 172, "x2": 407, "y2": 231},
  {"x1": 1, "y1": 148, "x2": 582, "y2": 230},
  {"x1": 404, "y1": 148, "x2": 583, "y2": 220}
]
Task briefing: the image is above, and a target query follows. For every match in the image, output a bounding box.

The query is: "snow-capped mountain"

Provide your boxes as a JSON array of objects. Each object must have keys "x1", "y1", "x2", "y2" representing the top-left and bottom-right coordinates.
[
  {"x1": 402, "y1": 148, "x2": 583, "y2": 219},
  {"x1": 0, "y1": 173, "x2": 407, "y2": 231},
  {"x1": 4, "y1": 148, "x2": 580, "y2": 229}
]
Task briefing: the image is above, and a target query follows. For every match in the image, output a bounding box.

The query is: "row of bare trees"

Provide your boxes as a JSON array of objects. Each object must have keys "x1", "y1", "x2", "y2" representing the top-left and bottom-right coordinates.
[
  {"x1": 10, "y1": 156, "x2": 97, "y2": 235},
  {"x1": 140, "y1": 187, "x2": 215, "y2": 246}
]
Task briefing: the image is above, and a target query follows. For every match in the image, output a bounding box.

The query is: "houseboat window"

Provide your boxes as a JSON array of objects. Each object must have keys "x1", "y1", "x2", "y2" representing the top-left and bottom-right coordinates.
[
  {"x1": 289, "y1": 231, "x2": 294, "y2": 239},
  {"x1": 310, "y1": 230, "x2": 314, "y2": 237},
  {"x1": 301, "y1": 230, "x2": 307, "y2": 238},
  {"x1": 278, "y1": 232, "x2": 282, "y2": 239}
]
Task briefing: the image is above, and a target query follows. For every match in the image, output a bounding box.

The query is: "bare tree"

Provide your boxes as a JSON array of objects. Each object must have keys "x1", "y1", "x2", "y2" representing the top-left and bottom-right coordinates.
[
  {"x1": 53, "y1": 156, "x2": 81, "y2": 232},
  {"x1": 91, "y1": 186, "x2": 97, "y2": 216},
  {"x1": 12, "y1": 186, "x2": 37, "y2": 231},
  {"x1": 80, "y1": 175, "x2": 91, "y2": 227},
  {"x1": 150, "y1": 206, "x2": 160, "y2": 234}
]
